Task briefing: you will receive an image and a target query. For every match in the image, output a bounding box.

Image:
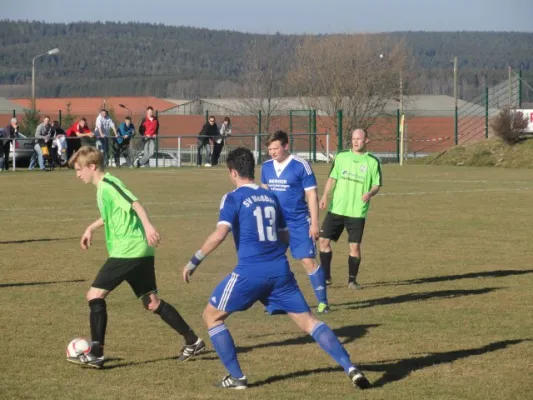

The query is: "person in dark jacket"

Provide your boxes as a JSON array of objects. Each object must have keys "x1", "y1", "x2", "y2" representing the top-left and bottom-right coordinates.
[
  {"x1": 2, "y1": 118, "x2": 20, "y2": 171},
  {"x1": 210, "y1": 116, "x2": 231, "y2": 166},
  {"x1": 197, "y1": 116, "x2": 219, "y2": 167}
]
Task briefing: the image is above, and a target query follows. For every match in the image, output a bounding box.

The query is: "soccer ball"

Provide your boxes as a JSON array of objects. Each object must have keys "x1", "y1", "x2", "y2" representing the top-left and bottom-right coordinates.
[{"x1": 66, "y1": 338, "x2": 92, "y2": 358}]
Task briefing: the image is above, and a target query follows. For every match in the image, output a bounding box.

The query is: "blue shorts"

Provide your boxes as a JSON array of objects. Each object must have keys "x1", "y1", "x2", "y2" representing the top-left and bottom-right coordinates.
[
  {"x1": 209, "y1": 271, "x2": 310, "y2": 315},
  {"x1": 288, "y1": 221, "x2": 316, "y2": 259}
]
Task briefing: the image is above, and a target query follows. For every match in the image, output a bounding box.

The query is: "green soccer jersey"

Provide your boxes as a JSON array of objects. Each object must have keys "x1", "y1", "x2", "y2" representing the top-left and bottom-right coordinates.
[
  {"x1": 328, "y1": 150, "x2": 382, "y2": 218},
  {"x1": 96, "y1": 173, "x2": 154, "y2": 258}
]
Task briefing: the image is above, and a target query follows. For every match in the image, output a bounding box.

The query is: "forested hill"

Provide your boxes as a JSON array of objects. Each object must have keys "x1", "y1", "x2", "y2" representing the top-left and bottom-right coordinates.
[{"x1": 0, "y1": 20, "x2": 531, "y2": 100}]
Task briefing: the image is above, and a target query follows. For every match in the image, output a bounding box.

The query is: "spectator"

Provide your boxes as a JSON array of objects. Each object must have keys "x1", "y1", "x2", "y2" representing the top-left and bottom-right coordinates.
[
  {"x1": 115, "y1": 116, "x2": 135, "y2": 167},
  {"x1": 29, "y1": 116, "x2": 52, "y2": 171},
  {"x1": 94, "y1": 109, "x2": 117, "y2": 166},
  {"x1": 137, "y1": 106, "x2": 159, "y2": 168},
  {"x1": 2, "y1": 117, "x2": 20, "y2": 171},
  {"x1": 65, "y1": 118, "x2": 92, "y2": 160},
  {"x1": 211, "y1": 116, "x2": 231, "y2": 166},
  {"x1": 197, "y1": 116, "x2": 218, "y2": 167},
  {"x1": 50, "y1": 120, "x2": 65, "y2": 169}
]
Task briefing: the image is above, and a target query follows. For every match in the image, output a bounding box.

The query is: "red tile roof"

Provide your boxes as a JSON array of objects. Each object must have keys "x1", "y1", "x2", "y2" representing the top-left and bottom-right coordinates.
[{"x1": 9, "y1": 97, "x2": 177, "y2": 116}]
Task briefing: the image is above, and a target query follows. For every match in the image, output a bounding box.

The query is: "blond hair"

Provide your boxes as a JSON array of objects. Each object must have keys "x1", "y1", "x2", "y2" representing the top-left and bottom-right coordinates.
[{"x1": 68, "y1": 146, "x2": 104, "y2": 170}]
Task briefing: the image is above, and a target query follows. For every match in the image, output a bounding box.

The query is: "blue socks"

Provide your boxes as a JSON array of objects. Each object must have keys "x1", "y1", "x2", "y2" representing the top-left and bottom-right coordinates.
[
  {"x1": 208, "y1": 324, "x2": 244, "y2": 379},
  {"x1": 308, "y1": 265, "x2": 328, "y2": 305},
  {"x1": 311, "y1": 322, "x2": 354, "y2": 373}
]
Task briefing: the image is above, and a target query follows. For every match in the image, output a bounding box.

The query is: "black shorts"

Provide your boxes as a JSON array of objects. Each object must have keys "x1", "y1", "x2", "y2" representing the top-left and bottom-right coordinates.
[
  {"x1": 92, "y1": 256, "x2": 157, "y2": 298},
  {"x1": 319, "y1": 212, "x2": 366, "y2": 243}
]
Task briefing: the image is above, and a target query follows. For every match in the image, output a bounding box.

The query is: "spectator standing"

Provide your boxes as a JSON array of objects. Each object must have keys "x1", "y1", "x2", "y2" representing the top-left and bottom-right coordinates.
[
  {"x1": 94, "y1": 109, "x2": 117, "y2": 167},
  {"x1": 211, "y1": 117, "x2": 231, "y2": 166},
  {"x1": 115, "y1": 116, "x2": 135, "y2": 167},
  {"x1": 66, "y1": 118, "x2": 92, "y2": 160},
  {"x1": 29, "y1": 116, "x2": 52, "y2": 171},
  {"x1": 197, "y1": 116, "x2": 218, "y2": 167},
  {"x1": 2, "y1": 117, "x2": 20, "y2": 171},
  {"x1": 137, "y1": 106, "x2": 159, "y2": 168}
]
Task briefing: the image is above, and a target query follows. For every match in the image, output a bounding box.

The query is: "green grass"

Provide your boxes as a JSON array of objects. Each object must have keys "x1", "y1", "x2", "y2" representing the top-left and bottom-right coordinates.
[
  {"x1": 1, "y1": 165, "x2": 533, "y2": 399},
  {"x1": 409, "y1": 137, "x2": 533, "y2": 168}
]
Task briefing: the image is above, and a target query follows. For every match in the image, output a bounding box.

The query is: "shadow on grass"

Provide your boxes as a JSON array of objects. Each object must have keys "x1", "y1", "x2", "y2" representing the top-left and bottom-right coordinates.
[
  {"x1": 367, "y1": 269, "x2": 533, "y2": 288},
  {"x1": 0, "y1": 279, "x2": 86, "y2": 288},
  {"x1": 103, "y1": 351, "x2": 217, "y2": 370},
  {"x1": 250, "y1": 339, "x2": 528, "y2": 388},
  {"x1": 0, "y1": 237, "x2": 78, "y2": 245},
  {"x1": 103, "y1": 324, "x2": 379, "y2": 369},
  {"x1": 333, "y1": 288, "x2": 500, "y2": 309}
]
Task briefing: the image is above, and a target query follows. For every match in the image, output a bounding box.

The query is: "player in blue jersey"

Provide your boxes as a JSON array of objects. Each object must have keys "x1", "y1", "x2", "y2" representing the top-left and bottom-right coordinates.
[
  {"x1": 261, "y1": 130, "x2": 329, "y2": 313},
  {"x1": 182, "y1": 147, "x2": 370, "y2": 390}
]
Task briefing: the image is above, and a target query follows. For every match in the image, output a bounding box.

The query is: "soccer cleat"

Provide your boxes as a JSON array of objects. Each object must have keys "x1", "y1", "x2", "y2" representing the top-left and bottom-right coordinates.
[
  {"x1": 216, "y1": 374, "x2": 248, "y2": 389},
  {"x1": 177, "y1": 338, "x2": 206, "y2": 362},
  {"x1": 349, "y1": 368, "x2": 370, "y2": 389},
  {"x1": 325, "y1": 278, "x2": 332, "y2": 286},
  {"x1": 67, "y1": 353, "x2": 105, "y2": 369},
  {"x1": 317, "y1": 302, "x2": 331, "y2": 314},
  {"x1": 348, "y1": 282, "x2": 362, "y2": 290},
  {"x1": 204, "y1": 163, "x2": 212, "y2": 167}
]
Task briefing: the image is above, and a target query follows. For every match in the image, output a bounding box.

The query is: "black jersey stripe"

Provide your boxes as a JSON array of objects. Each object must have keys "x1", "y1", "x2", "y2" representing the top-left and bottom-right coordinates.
[
  {"x1": 103, "y1": 177, "x2": 135, "y2": 204},
  {"x1": 367, "y1": 154, "x2": 383, "y2": 186}
]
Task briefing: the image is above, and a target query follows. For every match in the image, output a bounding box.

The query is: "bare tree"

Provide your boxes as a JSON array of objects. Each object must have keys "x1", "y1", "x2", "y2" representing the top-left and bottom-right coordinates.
[
  {"x1": 290, "y1": 34, "x2": 410, "y2": 146},
  {"x1": 232, "y1": 37, "x2": 289, "y2": 134},
  {"x1": 490, "y1": 107, "x2": 529, "y2": 144}
]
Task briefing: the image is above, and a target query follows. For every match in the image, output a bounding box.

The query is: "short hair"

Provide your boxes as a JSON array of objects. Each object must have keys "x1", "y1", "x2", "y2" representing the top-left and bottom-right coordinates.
[
  {"x1": 226, "y1": 147, "x2": 255, "y2": 180},
  {"x1": 100, "y1": 109, "x2": 107, "y2": 113},
  {"x1": 146, "y1": 106, "x2": 154, "y2": 111},
  {"x1": 266, "y1": 130, "x2": 289, "y2": 146},
  {"x1": 80, "y1": 117, "x2": 87, "y2": 123},
  {"x1": 10, "y1": 117, "x2": 17, "y2": 124},
  {"x1": 209, "y1": 116, "x2": 216, "y2": 121},
  {"x1": 68, "y1": 146, "x2": 104, "y2": 171},
  {"x1": 43, "y1": 116, "x2": 50, "y2": 120},
  {"x1": 125, "y1": 116, "x2": 132, "y2": 121}
]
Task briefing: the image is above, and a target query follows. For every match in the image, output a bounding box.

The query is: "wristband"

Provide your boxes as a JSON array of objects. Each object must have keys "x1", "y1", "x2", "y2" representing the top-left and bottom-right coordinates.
[{"x1": 186, "y1": 250, "x2": 206, "y2": 271}]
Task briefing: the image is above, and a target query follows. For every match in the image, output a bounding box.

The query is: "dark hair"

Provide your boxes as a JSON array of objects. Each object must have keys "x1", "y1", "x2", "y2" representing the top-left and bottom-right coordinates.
[
  {"x1": 226, "y1": 147, "x2": 255, "y2": 180},
  {"x1": 43, "y1": 116, "x2": 50, "y2": 120},
  {"x1": 125, "y1": 116, "x2": 132, "y2": 121},
  {"x1": 80, "y1": 117, "x2": 87, "y2": 123},
  {"x1": 223, "y1": 116, "x2": 231, "y2": 125},
  {"x1": 266, "y1": 130, "x2": 289, "y2": 146},
  {"x1": 146, "y1": 106, "x2": 154, "y2": 111},
  {"x1": 100, "y1": 109, "x2": 107, "y2": 113}
]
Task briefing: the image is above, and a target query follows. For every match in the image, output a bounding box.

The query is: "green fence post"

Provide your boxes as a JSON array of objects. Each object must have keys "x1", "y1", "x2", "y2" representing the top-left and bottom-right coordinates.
[
  {"x1": 485, "y1": 87, "x2": 489, "y2": 139},
  {"x1": 312, "y1": 109, "x2": 317, "y2": 162},
  {"x1": 155, "y1": 135, "x2": 159, "y2": 168},
  {"x1": 12, "y1": 109, "x2": 16, "y2": 118},
  {"x1": 519, "y1": 69, "x2": 523, "y2": 109},
  {"x1": 59, "y1": 110, "x2": 62, "y2": 127},
  {"x1": 454, "y1": 106, "x2": 459, "y2": 145},
  {"x1": 258, "y1": 110, "x2": 262, "y2": 164},
  {"x1": 205, "y1": 110, "x2": 209, "y2": 124},
  {"x1": 396, "y1": 108, "x2": 400, "y2": 163},
  {"x1": 337, "y1": 110, "x2": 343, "y2": 150}
]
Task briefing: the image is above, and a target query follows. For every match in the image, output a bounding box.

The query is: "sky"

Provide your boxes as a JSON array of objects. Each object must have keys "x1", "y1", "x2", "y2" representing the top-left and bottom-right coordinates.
[{"x1": 2, "y1": 0, "x2": 531, "y2": 34}]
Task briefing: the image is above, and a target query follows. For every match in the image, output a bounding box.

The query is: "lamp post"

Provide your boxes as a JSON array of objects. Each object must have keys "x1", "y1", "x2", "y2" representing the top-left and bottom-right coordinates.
[
  {"x1": 119, "y1": 103, "x2": 132, "y2": 116},
  {"x1": 32, "y1": 48, "x2": 59, "y2": 109}
]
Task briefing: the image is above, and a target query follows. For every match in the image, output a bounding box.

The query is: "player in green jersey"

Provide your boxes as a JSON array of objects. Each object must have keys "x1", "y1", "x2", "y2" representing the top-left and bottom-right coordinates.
[
  {"x1": 66, "y1": 146, "x2": 204, "y2": 368},
  {"x1": 319, "y1": 129, "x2": 382, "y2": 289}
]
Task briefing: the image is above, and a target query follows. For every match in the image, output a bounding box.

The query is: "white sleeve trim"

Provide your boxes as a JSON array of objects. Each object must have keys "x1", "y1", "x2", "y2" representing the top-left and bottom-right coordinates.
[
  {"x1": 217, "y1": 221, "x2": 232, "y2": 229},
  {"x1": 304, "y1": 185, "x2": 317, "y2": 191}
]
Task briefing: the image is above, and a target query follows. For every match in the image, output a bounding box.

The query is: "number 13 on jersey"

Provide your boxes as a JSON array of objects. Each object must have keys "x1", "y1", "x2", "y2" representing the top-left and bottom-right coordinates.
[{"x1": 253, "y1": 206, "x2": 277, "y2": 242}]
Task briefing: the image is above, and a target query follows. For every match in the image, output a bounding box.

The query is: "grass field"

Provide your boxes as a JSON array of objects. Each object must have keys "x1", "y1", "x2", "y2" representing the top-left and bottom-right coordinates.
[{"x1": 1, "y1": 164, "x2": 533, "y2": 400}]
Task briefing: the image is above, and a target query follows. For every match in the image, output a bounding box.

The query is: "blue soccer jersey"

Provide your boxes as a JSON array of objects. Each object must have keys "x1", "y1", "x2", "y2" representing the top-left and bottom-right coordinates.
[
  {"x1": 218, "y1": 184, "x2": 290, "y2": 277},
  {"x1": 261, "y1": 155, "x2": 317, "y2": 225},
  {"x1": 261, "y1": 155, "x2": 318, "y2": 259}
]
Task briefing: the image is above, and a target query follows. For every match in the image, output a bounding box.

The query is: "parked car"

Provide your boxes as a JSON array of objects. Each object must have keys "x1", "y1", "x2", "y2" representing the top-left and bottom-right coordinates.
[
  {"x1": 115, "y1": 150, "x2": 180, "y2": 168},
  {"x1": 0, "y1": 129, "x2": 34, "y2": 167}
]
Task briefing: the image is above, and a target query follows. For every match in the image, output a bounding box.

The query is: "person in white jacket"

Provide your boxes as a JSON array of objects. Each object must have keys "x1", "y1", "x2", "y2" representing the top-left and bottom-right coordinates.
[
  {"x1": 210, "y1": 117, "x2": 231, "y2": 166},
  {"x1": 94, "y1": 109, "x2": 117, "y2": 167}
]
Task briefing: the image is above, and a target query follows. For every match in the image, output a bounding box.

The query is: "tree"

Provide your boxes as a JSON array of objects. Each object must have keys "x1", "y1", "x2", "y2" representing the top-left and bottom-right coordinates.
[
  {"x1": 490, "y1": 108, "x2": 529, "y2": 145},
  {"x1": 290, "y1": 34, "x2": 411, "y2": 147},
  {"x1": 19, "y1": 107, "x2": 41, "y2": 136},
  {"x1": 232, "y1": 37, "x2": 289, "y2": 134},
  {"x1": 62, "y1": 102, "x2": 77, "y2": 128}
]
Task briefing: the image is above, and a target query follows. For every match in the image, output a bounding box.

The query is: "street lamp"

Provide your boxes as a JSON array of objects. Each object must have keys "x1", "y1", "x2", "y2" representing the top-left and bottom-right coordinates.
[
  {"x1": 119, "y1": 103, "x2": 132, "y2": 116},
  {"x1": 32, "y1": 48, "x2": 59, "y2": 109}
]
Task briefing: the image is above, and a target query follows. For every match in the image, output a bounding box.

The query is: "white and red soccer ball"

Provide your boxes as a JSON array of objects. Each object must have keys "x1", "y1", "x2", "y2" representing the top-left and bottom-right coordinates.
[{"x1": 66, "y1": 338, "x2": 92, "y2": 357}]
